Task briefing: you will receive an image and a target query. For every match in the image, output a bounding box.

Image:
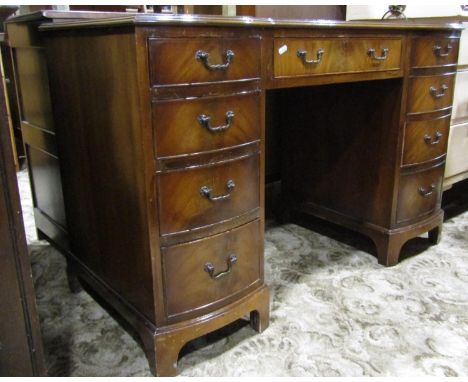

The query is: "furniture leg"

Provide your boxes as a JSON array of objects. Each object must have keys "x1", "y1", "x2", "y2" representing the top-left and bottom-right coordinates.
[
  {"x1": 250, "y1": 295, "x2": 270, "y2": 333},
  {"x1": 373, "y1": 233, "x2": 404, "y2": 267},
  {"x1": 428, "y1": 223, "x2": 443, "y2": 244},
  {"x1": 141, "y1": 286, "x2": 269, "y2": 376},
  {"x1": 66, "y1": 261, "x2": 83, "y2": 294}
]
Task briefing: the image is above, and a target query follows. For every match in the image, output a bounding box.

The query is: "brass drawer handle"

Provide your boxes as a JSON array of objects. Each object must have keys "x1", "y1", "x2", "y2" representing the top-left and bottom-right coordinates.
[
  {"x1": 195, "y1": 49, "x2": 234, "y2": 70},
  {"x1": 433, "y1": 44, "x2": 453, "y2": 57},
  {"x1": 297, "y1": 48, "x2": 324, "y2": 65},
  {"x1": 430, "y1": 84, "x2": 448, "y2": 98},
  {"x1": 204, "y1": 254, "x2": 237, "y2": 280},
  {"x1": 200, "y1": 179, "x2": 235, "y2": 201},
  {"x1": 424, "y1": 131, "x2": 443, "y2": 145},
  {"x1": 367, "y1": 48, "x2": 389, "y2": 61},
  {"x1": 197, "y1": 111, "x2": 234, "y2": 133},
  {"x1": 418, "y1": 184, "x2": 436, "y2": 197}
]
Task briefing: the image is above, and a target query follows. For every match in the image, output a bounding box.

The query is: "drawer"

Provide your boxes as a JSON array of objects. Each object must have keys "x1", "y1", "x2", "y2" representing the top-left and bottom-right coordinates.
[
  {"x1": 445, "y1": 121, "x2": 468, "y2": 178},
  {"x1": 451, "y1": 70, "x2": 468, "y2": 124},
  {"x1": 162, "y1": 219, "x2": 262, "y2": 319},
  {"x1": 402, "y1": 114, "x2": 450, "y2": 166},
  {"x1": 407, "y1": 74, "x2": 455, "y2": 114},
  {"x1": 273, "y1": 37, "x2": 402, "y2": 78},
  {"x1": 396, "y1": 164, "x2": 444, "y2": 224},
  {"x1": 158, "y1": 154, "x2": 259, "y2": 236},
  {"x1": 148, "y1": 37, "x2": 261, "y2": 86},
  {"x1": 153, "y1": 91, "x2": 261, "y2": 158},
  {"x1": 411, "y1": 36, "x2": 459, "y2": 68}
]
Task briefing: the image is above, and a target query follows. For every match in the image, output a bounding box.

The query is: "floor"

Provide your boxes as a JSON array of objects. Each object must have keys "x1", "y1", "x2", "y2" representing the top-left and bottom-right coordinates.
[{"x1": 18, "y1": 169, "x2": 468, "y2": 376}]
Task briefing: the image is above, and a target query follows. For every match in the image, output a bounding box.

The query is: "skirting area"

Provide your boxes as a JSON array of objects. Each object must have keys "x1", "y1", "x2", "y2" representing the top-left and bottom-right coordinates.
[{"x1": 18, "y1": 170, "x2": 468, "y2": 377}]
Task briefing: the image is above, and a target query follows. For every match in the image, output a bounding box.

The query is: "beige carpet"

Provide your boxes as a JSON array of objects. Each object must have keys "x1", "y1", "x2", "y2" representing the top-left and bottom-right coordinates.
[{"x1": 18, "y1": 170, "x2": 468, "y2": 377}]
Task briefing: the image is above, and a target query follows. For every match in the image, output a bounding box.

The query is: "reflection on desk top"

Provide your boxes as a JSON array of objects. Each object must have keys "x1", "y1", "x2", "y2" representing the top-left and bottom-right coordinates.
[{"x1": 6, "y1": 10, "x2": 462, "y2": 31}]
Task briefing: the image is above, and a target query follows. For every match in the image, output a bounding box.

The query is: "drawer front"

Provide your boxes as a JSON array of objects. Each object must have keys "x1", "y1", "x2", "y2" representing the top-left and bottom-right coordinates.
[
  {"x1": 408, "y1": 74, "x2": 455, "y2": 114},
  {"x1": 162, "y1": 220, "x2": 261, "y2": 319},
  {"x1": 451, "y1": 70, "x2": 468, "y2": 124},
  {"x1": 273, "y1": 37, "x2": 401, "y2": 78},
  {"x1": 402, "y1": 115, "x2": 450, "y2": 166},
  {"x1": 411, "y1": 36, "x2": 459, "y2": 68},
  {"x1": 148, "y1": 37, "x2": 261, "y2": 86},
  {"x1": 445, "y1": 121, "x2": 468, "y2": 178},
  {"x1": 396, "y1": 165, "x2": 444, "y2": 224},
  {"x1": 153, "y1": 92, "x2": 261, "y2": 158},
  {"x1": 158, "y1": 154, "x2": 259, "y2": 236}
]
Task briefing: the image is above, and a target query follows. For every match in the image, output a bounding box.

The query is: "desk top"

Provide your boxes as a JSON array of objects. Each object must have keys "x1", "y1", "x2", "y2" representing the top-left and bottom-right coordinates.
[{"x1": 7, "y1": 10, "x2": 464, "y2": 31}]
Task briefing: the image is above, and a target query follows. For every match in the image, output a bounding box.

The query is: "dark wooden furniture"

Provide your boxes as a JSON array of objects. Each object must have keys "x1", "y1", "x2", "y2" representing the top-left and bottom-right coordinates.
[
  {"x1": 6, "y1": 11, "x2": 135, "y2": 252},
  {"x1": 7, "y1": 12, "x2": 462, "y2": 376},
  {"x1": 0, "y1": 65, "x2": 46, "y2": 377}
]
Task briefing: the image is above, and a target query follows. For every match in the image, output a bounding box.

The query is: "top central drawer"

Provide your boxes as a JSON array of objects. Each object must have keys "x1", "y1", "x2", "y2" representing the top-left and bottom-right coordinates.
[
  {"x1": 273, "y1": 37, "x2": 402, "y2": 78},
  {"x1": 148, "y1": 37, "x2": 261, "y2": 86}
]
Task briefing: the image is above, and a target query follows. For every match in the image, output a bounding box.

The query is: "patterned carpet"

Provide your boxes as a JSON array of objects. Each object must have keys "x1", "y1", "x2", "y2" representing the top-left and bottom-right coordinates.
[{"x1": 18, "y1": 169, "x2": 468, "y2": 377}]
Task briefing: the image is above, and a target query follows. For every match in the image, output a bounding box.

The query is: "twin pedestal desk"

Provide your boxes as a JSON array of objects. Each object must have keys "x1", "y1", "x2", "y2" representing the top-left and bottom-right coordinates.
[{"x1": 8, "y1": 13, "x2": 462, "y2": 376}]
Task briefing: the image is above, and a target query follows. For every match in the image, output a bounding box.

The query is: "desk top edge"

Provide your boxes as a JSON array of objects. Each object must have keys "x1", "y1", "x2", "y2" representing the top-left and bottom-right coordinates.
[{"x1": 7, "y1": 10, "x2": 463, "y2": 31}]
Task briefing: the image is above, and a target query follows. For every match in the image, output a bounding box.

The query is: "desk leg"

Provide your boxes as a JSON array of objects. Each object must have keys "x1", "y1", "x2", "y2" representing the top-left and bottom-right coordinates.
[
  {"x1": 428, "y1": 223, "x2": 443, "y2": 245},
  {"x1": 142, "y1": 286, "x2": 270, "y2": 376},
  {"x1": 370, "y1": 212, "x2": 444, "y2": 267},
  {"x1": 373, "y1": 234, "x2": 404, "y2": 267}
]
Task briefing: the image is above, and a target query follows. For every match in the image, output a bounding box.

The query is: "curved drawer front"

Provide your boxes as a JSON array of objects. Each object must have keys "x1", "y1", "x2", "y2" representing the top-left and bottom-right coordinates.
[
  {"x1": 411, "y1": 36, "x2": 459, "y2": 68},
  {"x1": 273, "y1": 37, "x2": 401, "y2": 78},
  {"x1": 148, "y1": 37, "x2": 261, "y2": 86},
  {"x1": 408, "y1": 74, "x2": 455, "y2": 114},
  {"x1": 162, "y1": 219, "x2": 262, "y2": 320},
  {"x1": 396, "y1": 164, "x2": 444, "y2": 224},
  {"x1": 153, "y1": 91, "x2": 261, "y2": 157},
  {"x1": 158, "y1": 154, "x2": 259, "y2": 236},
  {"x1": 402, "y1": 115, "x2": 450, "y2": 166}
]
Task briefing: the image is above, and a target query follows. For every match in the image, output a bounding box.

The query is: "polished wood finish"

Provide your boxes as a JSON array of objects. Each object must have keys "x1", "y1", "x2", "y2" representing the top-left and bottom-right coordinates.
[
  {"x1": 402, "y1": 114, "x2": 450, "y2": 166},
  {"x1": 411, "y1": 36, "x2": 459, "y2": 68},
  {"x1": 0, "y1": 74, "x2": 46, "y2": 377},
  {"x1": 273, "y1": 37, "x2": 402, "y2": 78},
  {"x1": 148, "y1": 36, "x2": 261, "y2": 86},
  {"x1": 407, "y1": 73, "x2": 455, "y2": 113},
  {"x1": 163, "y1": 220, "x2": 262, "y2": 321},
  {"x1": 6, "y1": 11, "x2": 133, "y2": 251},
  {"x1": 396, "y1": 163, "x2": 444, "y2": 223},
  {"x1": 8, "y1": 12, "x2": 461, "y2": 376},
  {"x1": 153, "y1": 91, "x2": 261, "y2": 157},
  {"x1": 38, "y1": 19, "x2": 269, "y2": 376},
  {"x1": 158, "y1": 154, "x2": 260, "y2": 236}
]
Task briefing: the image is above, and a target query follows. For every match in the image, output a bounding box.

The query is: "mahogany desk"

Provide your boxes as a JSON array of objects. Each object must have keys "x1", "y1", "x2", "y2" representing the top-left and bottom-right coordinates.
[{"x1": 7, "y1": 13, "x2": 463, "y2": 376}]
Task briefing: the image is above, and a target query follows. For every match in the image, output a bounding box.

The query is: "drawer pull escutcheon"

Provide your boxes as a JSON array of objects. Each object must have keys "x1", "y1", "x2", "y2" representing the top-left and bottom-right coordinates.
[
  {"x1": 198, "y1": 111, "x2": 235, "y2": 132},
  {"x1": 204, "y1": 254, "x2": 237, "y2": 280},
  {"x1": 429, "y1": 84, "x2": 448, "y2": 98},
  {"x1": 433, "y1": 44, "x2": 453, "y2": 57},
  {"x1": 195, "y1": 49, "x2": 234, "y2": 70},
  {"x1": 297, "y1": 48, "x2": 324, "y2": 65},
  {"x1": 418, "y1": 184, "x2": 436, "y2": 197},
  {"x1": 200, "y1": 180, "x2": 235, "y2": 201},
  {"x1": 367, "y1": 48, "x2": 389, "y2": 61},
  {"x1": 424, "y1": 131, "x2": 443, "y2": 145}
]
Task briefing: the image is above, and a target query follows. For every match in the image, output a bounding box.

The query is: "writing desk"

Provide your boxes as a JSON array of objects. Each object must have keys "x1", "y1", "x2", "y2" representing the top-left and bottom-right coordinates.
[{"x1": 7, "y1": 13, "x2": 462, "y2": 376}]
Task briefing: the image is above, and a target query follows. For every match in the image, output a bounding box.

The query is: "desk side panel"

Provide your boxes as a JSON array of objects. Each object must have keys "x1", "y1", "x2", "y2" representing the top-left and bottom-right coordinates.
[{"x1": 43, "y1": 28, "x2": 156, "y2": 323}]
